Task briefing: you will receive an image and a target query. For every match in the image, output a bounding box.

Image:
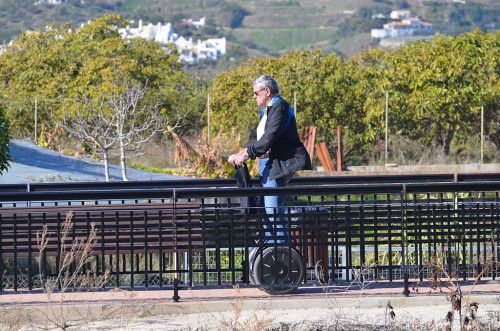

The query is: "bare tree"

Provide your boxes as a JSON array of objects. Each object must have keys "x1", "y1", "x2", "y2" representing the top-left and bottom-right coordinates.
[
  {"x1": 107, "y1": 82, "x2": 184, "y2": 181},
  {"x1": 60, "y1": 82, "x2": 187, "y2": 181},
  {"x1": 60, "y1": 96, "x2": 119, "y2": 181}
]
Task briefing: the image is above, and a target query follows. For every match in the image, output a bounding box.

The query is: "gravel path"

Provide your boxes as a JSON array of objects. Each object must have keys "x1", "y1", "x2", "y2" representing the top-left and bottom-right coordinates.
[{"x1": 28, "y1": 301, "x2": 500, "y2": 330}]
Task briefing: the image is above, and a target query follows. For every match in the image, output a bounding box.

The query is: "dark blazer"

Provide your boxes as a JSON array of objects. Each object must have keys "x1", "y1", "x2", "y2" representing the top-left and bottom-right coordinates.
[{"x1": 246, "y1": 96, "x2": 312, "y2": 183}]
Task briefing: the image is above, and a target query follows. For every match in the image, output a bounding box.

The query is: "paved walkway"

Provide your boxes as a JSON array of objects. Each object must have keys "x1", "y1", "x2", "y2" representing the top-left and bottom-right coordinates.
[
  {"x1": 1, "y1": 280, "x2": 498, "y2": 311},
  {"x1": 0, "y1": 281, "x2": 498, "y2": 330}
]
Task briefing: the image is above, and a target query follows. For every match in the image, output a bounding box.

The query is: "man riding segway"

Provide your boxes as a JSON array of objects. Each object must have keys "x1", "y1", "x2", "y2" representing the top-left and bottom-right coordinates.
[{"x1": 229, "y1": 75, "x2": 312, "y2": 294}]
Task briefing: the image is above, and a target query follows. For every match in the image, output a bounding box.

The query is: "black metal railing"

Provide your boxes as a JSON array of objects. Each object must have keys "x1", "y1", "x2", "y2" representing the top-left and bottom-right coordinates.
[{"x1": 0, "y1": 173, "x2": 499, "y2": 296}]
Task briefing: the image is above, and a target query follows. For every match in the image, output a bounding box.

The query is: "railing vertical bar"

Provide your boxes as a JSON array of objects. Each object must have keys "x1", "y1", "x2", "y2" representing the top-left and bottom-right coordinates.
[
  {"x1": 345, "y1": 195, "x2": 352, "y2": 283},
  {"x1": 228, "y1": 197, "x2": 235, "y2": 284},
  {"x1": 129, "y1": 210, "x2": 134, "y2": 289},
  {"x1": 476, "y1": 198, "x2": 482, "y2": 279},
  {"x1": 0, "y1": 211, "x2": 3, "y2": 292},
  {"x1": 373, "y1": 195, "x2": 379, "y2": 281},
  {"x1": 158, "y1": 210, "x2": 163, "y2": 289},
  {"x1": 13, "y1": 213, "x2": 18, "y2": 292},
  {"x1": 100, "y1": 211, "x2": 105, "y2": 287},
  {"x1": 402, "y1": 184, "x2": 410, "y2": 296},
  {"x1": 114, "y1": 211, "x2": 120, "y2": 288},
  {"x1": 458, "y1": 198, "x2": 465, "y2": 280},
  {"x1": 359, "y1": 195, "x2": 365, "y2": 283},
  {"x1": 27, "y1": 213, "x2": 33, "y2": 291},
  {"x1": 491, "y1": 201, "x2": 497, "y2": 280},
  {"x1": 202, "y1": 198, "x2": 208, "y2": 287},
  {"x1": 71, "y1": 211, "x2": 77, "y2": 290},
  {"x1": 187, "y1": 204, "x2": 194, "y2": 287},
  {"x1": 56, "y1": 212, "x2": 62, "y2": 291},
  {"x1": 387, "y1": 194, "x2": 393, "y2": 282},
  {"x1": 429, "y1": 202, "x2": 436, "y2": 278},
  {"x1": 144, "y1": 211, "x2": 149, "y2": 289},
  {"x1": 330, "y1": 201, "x2": 338, "y2": 283}
]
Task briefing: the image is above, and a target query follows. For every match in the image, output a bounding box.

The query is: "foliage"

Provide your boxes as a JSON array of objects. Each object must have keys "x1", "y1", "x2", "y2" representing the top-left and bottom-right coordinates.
[
  {"x1": 0, "y1": 0, "x2": 498, "y2": 60},
  {"x1": 1, "y1": 11, "x2": 499, "y2": 174},
  {"x1": 422, "y1": 1, "x2": 500, "y2": 35},
  {"x1": 209, "y1": 30, "x2": 500, "y2": 167},
  {"x1": 0, "y1": 13, "x2": 197, "y2": 180},
  {"x1": 219, "y1": 3, "x2": 249, "y2": 29},
  {"x1": 0, "y1": 103, "x2": 11, "y2": 174},
  {"x1": 382, "y1": 30, "x2": 500, "y2": 155},
  {"x1": 210, "y1": 49, "x2": 390, "y2": 165}
]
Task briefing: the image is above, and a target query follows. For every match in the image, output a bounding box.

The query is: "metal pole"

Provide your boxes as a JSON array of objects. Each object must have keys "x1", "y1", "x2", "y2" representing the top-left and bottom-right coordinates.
[
  {"x1": 481, "y1": 99, "x2": 484, "y2": 164},
  {"x1": 401, "y1": 184, "x2": 410, "y2": 297},
  {"x1": 385, "y1": 91, "x2": 388, "y2": 165},
  {"x1": 34, "y1": 97, "x2": 38, "y2": 145},
  {"x1": 207, "y1": 94, "x2": 210, "y2": 144}
]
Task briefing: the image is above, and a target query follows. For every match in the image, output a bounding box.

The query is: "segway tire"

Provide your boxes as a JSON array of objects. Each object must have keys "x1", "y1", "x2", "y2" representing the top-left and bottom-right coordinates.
[{"x1": 250, "y1": 246, "x2": 305, "y2": 295}]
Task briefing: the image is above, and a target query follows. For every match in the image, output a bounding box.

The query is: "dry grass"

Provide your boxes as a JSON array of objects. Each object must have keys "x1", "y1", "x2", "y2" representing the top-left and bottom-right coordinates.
[{"x1": 192, "y1": 285, "x2": 275, "y2": 331}]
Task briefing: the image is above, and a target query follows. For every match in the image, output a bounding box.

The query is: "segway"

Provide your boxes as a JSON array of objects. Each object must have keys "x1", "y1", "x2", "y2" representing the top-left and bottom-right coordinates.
[
  {"x1": 248, "y1": 244, "x2": 305, "y2": 294},
  {"x1": 234, "y1": 163, "x2": 306, "y2": 294}
]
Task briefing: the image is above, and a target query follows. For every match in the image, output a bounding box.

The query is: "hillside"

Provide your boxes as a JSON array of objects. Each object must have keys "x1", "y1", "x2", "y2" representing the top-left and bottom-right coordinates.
[{"x1": 0, "y1": 0, "x2": 498, "y2": 57}]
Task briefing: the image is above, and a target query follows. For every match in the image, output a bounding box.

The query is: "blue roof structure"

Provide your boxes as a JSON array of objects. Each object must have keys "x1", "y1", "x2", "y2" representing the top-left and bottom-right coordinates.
[{"x1": 0, "y1": 139, "x2": 184, "y2": 184}]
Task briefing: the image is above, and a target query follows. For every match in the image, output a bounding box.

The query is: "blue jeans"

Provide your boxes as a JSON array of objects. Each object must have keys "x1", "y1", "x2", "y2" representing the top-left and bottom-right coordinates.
[{"x1": 259, "y1": 158, "x2": 287, "y2": 243}]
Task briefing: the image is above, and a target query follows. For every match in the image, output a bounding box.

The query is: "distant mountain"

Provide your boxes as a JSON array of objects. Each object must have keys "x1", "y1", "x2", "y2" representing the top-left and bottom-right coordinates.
[{"x1": 0, "y1": 0, "x2": 498, "y2": 57}]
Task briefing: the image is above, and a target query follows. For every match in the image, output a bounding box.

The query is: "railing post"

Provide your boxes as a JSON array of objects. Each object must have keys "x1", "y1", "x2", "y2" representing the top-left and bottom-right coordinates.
[
  {"x1": 172, "y1": 278, "x2": 180, "y2": 302},
  {"x1": 402, "y1": 184, "x2": 410, "y2": 297}
]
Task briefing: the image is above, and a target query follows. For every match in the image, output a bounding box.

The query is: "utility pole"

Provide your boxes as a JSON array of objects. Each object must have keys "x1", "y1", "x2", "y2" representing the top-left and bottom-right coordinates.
[
  {"x1": 481, "y1": 99, "x2": 484, "y2": 164},
  {"x1": 207, "y1": 94, "x2": 210, "y2": 145},
  {"x1": 385, "y1": 91, "x2": 388, "y2": 165},
  {"x1": 34, "y1": 97, "x2": 38, "y2": 145}
]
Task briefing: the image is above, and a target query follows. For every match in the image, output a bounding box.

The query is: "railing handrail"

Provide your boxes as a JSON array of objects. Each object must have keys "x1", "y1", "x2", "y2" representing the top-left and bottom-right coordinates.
[
  {"x1": 2, "y1": 172, "x2": 500, "y2": 194},
  {"x1": 2, "y1": 179, "x2": 500, "y2": 203}
]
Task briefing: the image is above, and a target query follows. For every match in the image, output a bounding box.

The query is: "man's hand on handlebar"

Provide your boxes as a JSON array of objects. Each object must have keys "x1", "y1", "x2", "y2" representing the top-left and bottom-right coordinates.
[{"x1": 228, "y1": 149, "x2": 249, "y2": 166}]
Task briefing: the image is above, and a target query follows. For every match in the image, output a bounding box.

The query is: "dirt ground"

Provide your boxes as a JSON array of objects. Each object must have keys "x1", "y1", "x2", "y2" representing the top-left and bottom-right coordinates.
[{"x1": 1, "y1": 281, "x2": 499, "y2": 330}]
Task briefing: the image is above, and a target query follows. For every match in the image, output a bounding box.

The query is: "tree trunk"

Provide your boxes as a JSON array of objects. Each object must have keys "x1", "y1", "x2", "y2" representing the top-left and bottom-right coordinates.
[
  {"x1": 103, "y1": 150, "x2": 110, "y2": 182},
  {"x1": 119, "y1": 139, "x2": 129, "y2": 181},
  {"x1": 442, "y1": 130, "x2": 454, "y2": 156}
]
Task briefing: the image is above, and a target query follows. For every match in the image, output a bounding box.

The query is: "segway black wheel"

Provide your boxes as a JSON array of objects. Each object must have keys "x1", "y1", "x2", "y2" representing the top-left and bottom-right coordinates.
[{"x1": 250, "y1": 246, "x2": 305, "y2": 295}]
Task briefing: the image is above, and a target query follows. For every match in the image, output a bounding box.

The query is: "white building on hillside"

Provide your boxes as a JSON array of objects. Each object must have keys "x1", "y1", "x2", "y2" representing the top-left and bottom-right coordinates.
[
  {"x1": 119, "y1": 19, "x2": 226, "y2": 65},
  {"x1": 180, "y1": 17, "x2": 207, "y2": 29},
  {"x1": 34, "y1": 0, "x2": 68, "y2": 4},
  {"x1": 390, "y1": 10, "x2": 411, "y2": 20},
  {"x1": 119, "y1": 20, "x2": 176, "y2": 44},
  {"x1": 371, "y1": 17, "x2": 434, "y2": 39}
]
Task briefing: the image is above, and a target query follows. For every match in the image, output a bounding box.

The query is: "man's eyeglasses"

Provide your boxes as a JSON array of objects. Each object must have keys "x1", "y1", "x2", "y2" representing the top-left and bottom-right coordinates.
[{"x1": 253, "y1": 88, "x2": 265, "y2": 96}]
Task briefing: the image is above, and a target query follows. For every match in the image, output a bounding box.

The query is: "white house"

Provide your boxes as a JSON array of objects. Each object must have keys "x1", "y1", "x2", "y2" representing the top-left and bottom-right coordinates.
[
  {"x1": 174, "y1": 36, "x2": 195, "y2": 64},
  {"x1": 390, "y1": 10, "x2": 411, "y2": 20},
  {"x1": 180, "y1": 17, "x2": 207, "y2": 29},
  {"x1": 34, "y1": 0, "x2": 67, "y2": 4},
  {"x1": 119, "y1": 19, "x2": 226, "y2": 65},
  {"x1": 195, "y1": 38, "x2": 226, "y2": 62},
  {"x1": 371, "y1": 17, "x2": 434, "y2": 39}
]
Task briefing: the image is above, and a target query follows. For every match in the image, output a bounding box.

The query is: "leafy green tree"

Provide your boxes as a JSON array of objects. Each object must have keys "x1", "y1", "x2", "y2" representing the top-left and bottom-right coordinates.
[
  {"x1": 58, "y1": 14, "x2": 194, "y2": 180},
  {"x1": 210, "y1": 31, "x2": 500, "y2": 166},
  {"x1": 339, "y1": 48, "x2": 390, "y2": 164},
  {"x1": 0, "y1": 14, "x2": 196, "y2": 180},
  {"x1": 209, "y1": 50, "x2": 373, "y2": 165},
  {"x1": 382, "y1": 32, "x2": 488, "y2": 155},
  {"x1": 0, "y1": 103, "x2": 11, "y2": 175},
  {"x1": 0, "y1": 22, "x2": 71, "y2": 136},
  {"x1": 467, "y1": 30, "x2": 500, "y2": 152}
]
